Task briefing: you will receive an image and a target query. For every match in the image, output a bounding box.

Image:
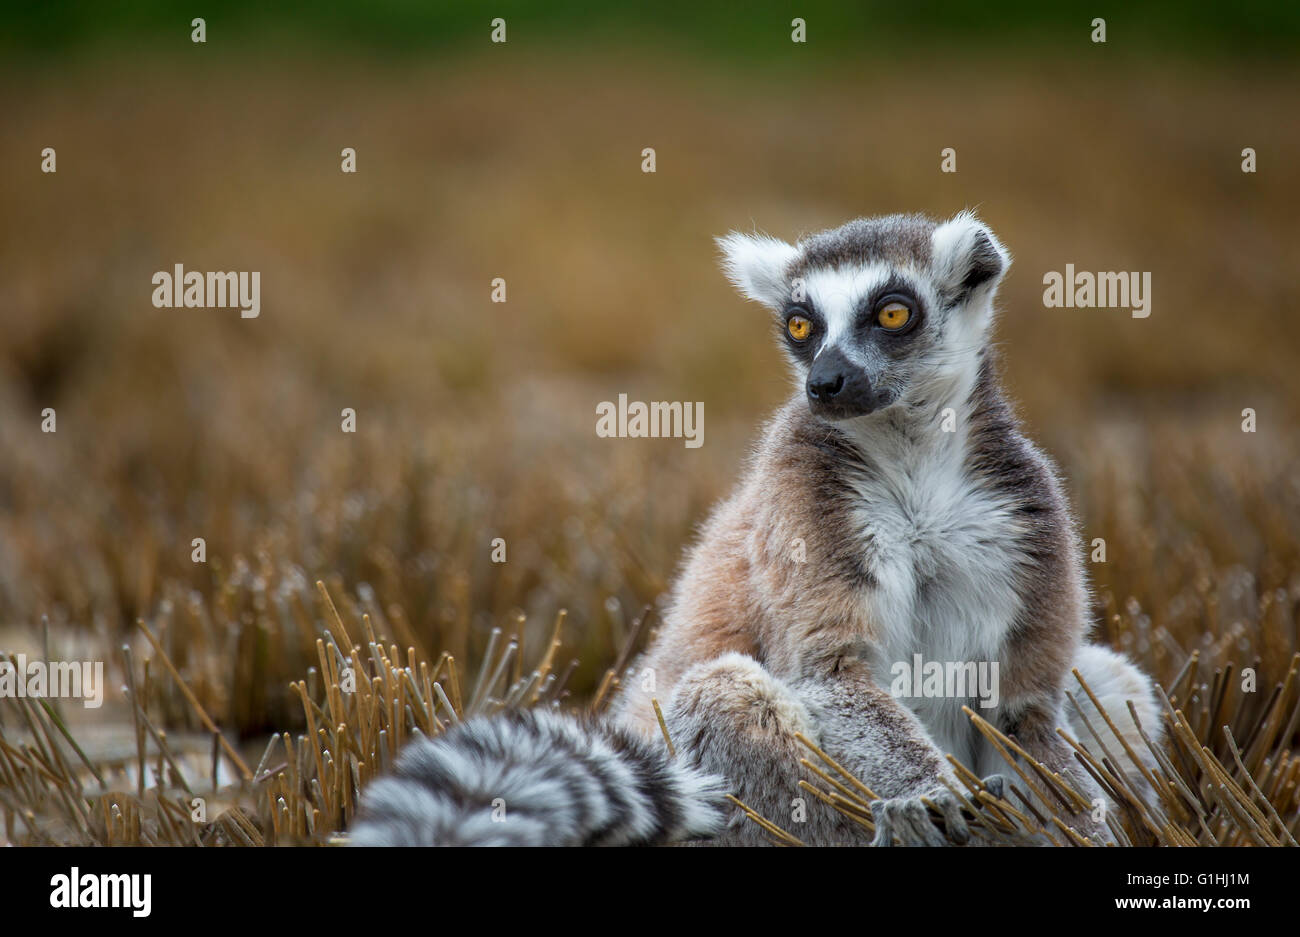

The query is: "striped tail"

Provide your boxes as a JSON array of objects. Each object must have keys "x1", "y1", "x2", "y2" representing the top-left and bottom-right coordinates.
[{"x1": 349, "y1": 708, "x2": 730, "y2": 846}]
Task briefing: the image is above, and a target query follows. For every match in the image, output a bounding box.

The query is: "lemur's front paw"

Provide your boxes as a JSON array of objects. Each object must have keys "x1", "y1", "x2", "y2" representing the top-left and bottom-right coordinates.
[
  {"x1": 870, "y1": 788, "x2": 970, "y2": 847},
  {"x1": 975, "y1": 772, "x2": 1109, "y2": 844}
]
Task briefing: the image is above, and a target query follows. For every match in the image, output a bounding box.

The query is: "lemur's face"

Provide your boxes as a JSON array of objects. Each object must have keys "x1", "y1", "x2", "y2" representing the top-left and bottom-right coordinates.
[{"x1": 718, "y1": 212, "x2": 1010, "y2": 422}]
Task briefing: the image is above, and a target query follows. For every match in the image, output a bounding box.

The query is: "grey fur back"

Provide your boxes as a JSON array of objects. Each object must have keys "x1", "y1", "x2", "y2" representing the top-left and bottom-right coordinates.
[{"x1": 349, "y1": 708, "x2": 729, "y2": 846}]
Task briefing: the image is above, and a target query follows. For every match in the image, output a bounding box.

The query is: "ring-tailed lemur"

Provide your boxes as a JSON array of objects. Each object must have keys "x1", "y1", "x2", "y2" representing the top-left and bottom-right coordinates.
[{"x1": 351, "y1": 211, "x2": 1163, "y2": 847}]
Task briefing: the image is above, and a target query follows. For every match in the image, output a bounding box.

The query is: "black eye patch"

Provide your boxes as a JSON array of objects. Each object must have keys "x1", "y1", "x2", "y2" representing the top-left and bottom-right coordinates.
[
  {"x1": 853, "y1": 274, "x2": 925, "y2": 333},
  {"x1": 779, "y1": 303, "x2": 824, "y2": 358}
]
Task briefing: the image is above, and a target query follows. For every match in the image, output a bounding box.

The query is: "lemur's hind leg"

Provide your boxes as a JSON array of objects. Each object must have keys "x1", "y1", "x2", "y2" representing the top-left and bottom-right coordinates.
[
  {"x1": 993, "y1": 645, "x2": 1165, "y2": 845},
  {"x1": 1065, "y1": 644, "x2": 1166, "y2": 815},
  {"x1": 663, "y1": 652, "x2": 856, "y2": 845},
  {"x1": 664, "y1": 650, "x2": 981, "y2": 845}
]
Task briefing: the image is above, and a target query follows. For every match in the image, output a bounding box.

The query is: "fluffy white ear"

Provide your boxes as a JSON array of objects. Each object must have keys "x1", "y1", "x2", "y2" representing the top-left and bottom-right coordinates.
[
  {"x1": 930, "y1": 211, "x2": 1011, "y2": 304},
  {"x1": 715, "y1": 231, "x2": 800, "y2": 309}
]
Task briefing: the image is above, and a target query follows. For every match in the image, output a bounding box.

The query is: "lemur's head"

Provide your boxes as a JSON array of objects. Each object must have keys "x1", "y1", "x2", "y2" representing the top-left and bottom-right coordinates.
[{"x1": 718, "y1": 211, "x2": 1010, "y2": 422}]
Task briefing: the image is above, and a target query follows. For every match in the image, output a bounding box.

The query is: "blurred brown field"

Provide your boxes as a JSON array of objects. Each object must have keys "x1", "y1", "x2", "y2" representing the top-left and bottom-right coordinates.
[{"x1": 0, "y1": 47, "x2": 1299, "y2": 844}]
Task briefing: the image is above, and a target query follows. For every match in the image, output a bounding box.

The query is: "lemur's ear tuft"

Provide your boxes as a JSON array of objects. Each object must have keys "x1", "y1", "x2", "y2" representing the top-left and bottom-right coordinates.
[
  {"x1": 716, "y1": 232, "x2": 800, "y2": 309},
  {"x1": 930, "y1": 211, "x2": 1011, "y2": 305}
]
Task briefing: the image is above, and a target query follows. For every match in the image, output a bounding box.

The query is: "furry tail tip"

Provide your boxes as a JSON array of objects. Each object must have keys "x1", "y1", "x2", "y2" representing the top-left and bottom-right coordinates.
[{"x1": 348, "y1": 708, "x2": 730, "y2": 846}]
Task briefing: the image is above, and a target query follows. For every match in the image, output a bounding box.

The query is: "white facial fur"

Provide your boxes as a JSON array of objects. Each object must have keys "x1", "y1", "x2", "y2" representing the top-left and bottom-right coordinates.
[
  {"x1": 718, "y1": 211, "x2": 1011, "y2": 419},
  {"x1": 714, "y1": 232, "x2": 799, "y2": 308}
]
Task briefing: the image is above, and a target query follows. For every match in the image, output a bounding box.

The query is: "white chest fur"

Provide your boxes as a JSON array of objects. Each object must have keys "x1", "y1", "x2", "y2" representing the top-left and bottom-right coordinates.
[{"x1": 846, "y1": 438, "x2": 1026, "y2": 765}]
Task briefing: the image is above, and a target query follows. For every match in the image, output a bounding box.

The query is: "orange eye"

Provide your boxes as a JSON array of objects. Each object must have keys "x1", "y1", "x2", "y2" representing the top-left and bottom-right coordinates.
[
  {"x1": 877, "y1": 301, "x2": 911, "y2": 330},
  {"x1": 787, "y1": 315, "x2": 813, "y2": 342}
]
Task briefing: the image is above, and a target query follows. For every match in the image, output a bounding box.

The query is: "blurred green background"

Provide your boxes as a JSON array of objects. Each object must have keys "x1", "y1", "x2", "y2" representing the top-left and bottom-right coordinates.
[
  {"x1": 5, "y1": 1, "x2": 1300, "y2": 57},
  {"x1": 0, "y1": 2, "x2": 1297, "y2": 737}
]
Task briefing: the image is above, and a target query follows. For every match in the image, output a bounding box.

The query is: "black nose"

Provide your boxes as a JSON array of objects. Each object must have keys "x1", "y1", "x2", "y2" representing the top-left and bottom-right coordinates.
[
  {"x1": 805, "y1": 348, "x2": 877, "y2": 420},
  {"x1": 807, "y1": 371, "x2": 844, "y2": 400}
]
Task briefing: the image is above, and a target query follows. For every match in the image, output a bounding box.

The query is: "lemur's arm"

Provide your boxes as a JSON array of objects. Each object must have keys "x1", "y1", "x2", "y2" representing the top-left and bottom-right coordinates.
[
  {"x1": 790, "y1": 647, "x2": 955, "y2": 798},
  {"x1": 789, "y1": 646, "x2": 987, "y2": 846},
  {"x1": 664, "y1": 645, "x2": 981, "y2": 845},
  {"x1": 1001, "y1": 699, "x2": 1108, "y2": 842},
  {"x1": 663, "y1": 652, "x2": 853, "y2": 845}
]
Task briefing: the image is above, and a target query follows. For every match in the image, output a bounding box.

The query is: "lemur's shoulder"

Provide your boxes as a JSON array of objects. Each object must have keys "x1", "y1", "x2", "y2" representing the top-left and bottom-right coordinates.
[{"x1": 964, "y1": 351, "x2": 1082, "y2": 544}]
